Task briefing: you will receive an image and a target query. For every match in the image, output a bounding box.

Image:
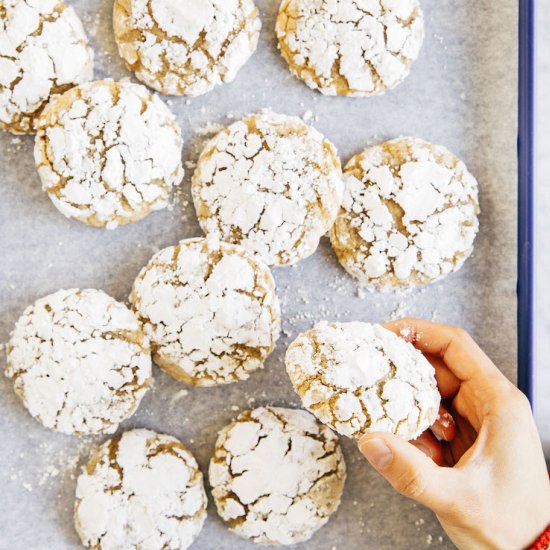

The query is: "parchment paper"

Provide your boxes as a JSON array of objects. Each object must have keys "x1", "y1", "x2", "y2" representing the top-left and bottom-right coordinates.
[{"x1": 0, "y1": 1, "x2": 519, "y2": 548}]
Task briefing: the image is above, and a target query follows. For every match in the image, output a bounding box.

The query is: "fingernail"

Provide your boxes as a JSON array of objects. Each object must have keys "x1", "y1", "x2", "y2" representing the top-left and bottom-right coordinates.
[{"x1": 359, "y1": 438, "x2": 393, "y2": 470}]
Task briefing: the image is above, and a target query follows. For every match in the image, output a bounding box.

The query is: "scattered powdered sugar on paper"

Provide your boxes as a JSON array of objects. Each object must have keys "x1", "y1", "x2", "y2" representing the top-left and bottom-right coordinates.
[
  {"x1": 0, "y1": 0, "x2": 94, "y2": 133},
  {"x1": 193, "y1": 121, "x2": 227, "y2": 137},
  {"x1": 130, "y1": 236, "x2": 281, "y2": 386},
  {"x1": 191, "y1": 111, "x2": 344, "y2": 266},
  {"x1": 74, "y1": 429, "x2": 207, "y2": 550},
  {"x1": 34, "y1": 79, "x2": 183, "y2": 229},
  {"x1": 170, "y1": 388, "x2": 189, "y2": 404},
  {"x1": 209, "y1": 406, "x2": 346, "y2": 545},
  {"x1": 276, "y1": 0, "x2": 424, "y2": 97},
  {"x1": 285, "y1": 321, "x2": 440, "y2": 440},
  {"x1": 5, "y1": 288, "x2": 152, "y2": 435},
  {"x1": 330, "y1": 137, "x2": 480, "y2": 290},
  {"x1": 390, "y1": 300, "x2": 409, "y2": 320},
  {"x1": 113, "y1": 0, "x2": 261, "y2": 96},
  {"x1": 7, "y1": 437, "x2": 96, "y2": 500}
]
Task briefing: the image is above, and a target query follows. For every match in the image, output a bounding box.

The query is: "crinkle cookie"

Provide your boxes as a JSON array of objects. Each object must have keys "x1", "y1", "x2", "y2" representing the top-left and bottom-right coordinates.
[
  {"x1": 330, "y1": 138, "x2": 480, "y2": 290},
  {"x1": 209, "y1": 406, "x2": 346, "y2": 545},
  {"x1": 285, "y1": 322, "x2": 440, "y2": 440},
  {"x1": 276, "y1": 0, "x2": 424, "y2": 97},
  {"x1": 5, "y1": 289, "x2": 152, "y2": 436},
  {"x1": 34, "y1": 79, "x2": 184, "y2": 229},
  {"x1": 0, "y1": 0, "x2": 94, "y2": 134},
  {"x1": 130, "y1": 237, "x2": 281, "y2": 386},
  {"x1": 75, "y1": 429, "x2": 207, "y2": 550},
  {"x1": 192, "y1": 112, "x2": 344, "y2": 266},
  {"x1": 113, "y1": 0, "x2": 261, "y2": 97}
]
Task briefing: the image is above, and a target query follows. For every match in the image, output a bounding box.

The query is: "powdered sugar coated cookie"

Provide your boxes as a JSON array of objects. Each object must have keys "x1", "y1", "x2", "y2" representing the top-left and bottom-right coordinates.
[
  {"x1": 75, "y1": 429, "x2": 207, "y2": 550},
  {"x1": 209, "y1": 406, "x2": 346, "y2": 545},
  {"x1": 34, "y1": 79, "x2": 184, "y2": 229},
  {"x1": 330, "y1": 138, "x2": 480, "y2": 289},
  {"x1": 276, "y1": 0, "x2": 424, "y2": 97},
  {"x1": 0, "y1": 0, "x2": 94, "y2": 133},
  {"x1": 285, "y1": 321, "x2": 440, "y2": 440},
  {"x1": 5, "y1": 289, "x2": 152, "y2": 436},
  {"x1": 113, "y1": 0, "x2": 261, "y2": 96},
  {"x1": 130, "y1": 237, "x2": 281, "y2": 386},
  {"x1": 192, "y1": 111, "x2": 344, "y2": 266}
]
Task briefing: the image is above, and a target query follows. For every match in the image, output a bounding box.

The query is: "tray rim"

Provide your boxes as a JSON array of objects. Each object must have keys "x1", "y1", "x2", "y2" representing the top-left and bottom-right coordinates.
[{"x1": 517, "y1": 0, "x2": 535, "y2": 404}]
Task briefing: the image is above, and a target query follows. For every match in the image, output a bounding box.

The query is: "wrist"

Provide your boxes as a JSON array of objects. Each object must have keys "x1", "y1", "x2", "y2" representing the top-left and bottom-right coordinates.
[{"x1": 439, "y1": 510, "x2": 550, "y2": 550}]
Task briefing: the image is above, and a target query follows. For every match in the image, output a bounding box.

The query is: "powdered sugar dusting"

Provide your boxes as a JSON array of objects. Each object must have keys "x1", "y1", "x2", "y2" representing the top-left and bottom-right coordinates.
[
  {"x1": 330, "y1": 137, "x2": 480, "y2": 289},
  {"x1": 74, "y1": 429, "x2": 207, "y2": 549},
  {"x1": 276, "y1": 0, "x2": 424, "y2": 97},
  {"x1": 5, "y1": 289, "x2": 152, "y2": 435},
  {"x1": 285, "y1": 321, "x2": 440, "y2": 440},
  {"x1": 191, "y1": 111, "x2": 344, "y2": 266},
  {"x1": 113, "y1": 0, "x2": 261, "y2": 96},
  {"x1": 209, "y1": 406, "x2": 346, "y2": 545},
  {"x1": 0, "y1": 0, "x2": 94, "y2": 133},
  {"x1": 130, "y1": 236, "x2": 281, "y2": 386},
  {"x1": 34, "y1": 79, "x2": 184, "y2": 228}
]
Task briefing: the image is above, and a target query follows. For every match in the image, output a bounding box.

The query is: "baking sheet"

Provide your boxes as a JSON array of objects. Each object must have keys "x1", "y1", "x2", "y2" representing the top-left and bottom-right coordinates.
[
  {"x1": 0, "y1": 1, "x2": 519, "y2": 548},
  {"x1": 517, "y1": 0, "x2": 535, "y2": 404}
]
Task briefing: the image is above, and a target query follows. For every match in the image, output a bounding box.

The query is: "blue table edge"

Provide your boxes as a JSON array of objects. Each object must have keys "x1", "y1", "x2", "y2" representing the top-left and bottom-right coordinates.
[{"x1": 518, "y1": 0, "x2": 535, "y2": 404}]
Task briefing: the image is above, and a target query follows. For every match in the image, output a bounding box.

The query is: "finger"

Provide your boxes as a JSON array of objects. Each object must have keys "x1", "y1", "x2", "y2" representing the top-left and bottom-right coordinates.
[
  {"x1": 426, "y1": 354, "x2": 460, "y2": 399},
  {"x1": 412, "y1": 431, "x2": 446, "y2": 466},
  {"x1": 358, "y1": 432, "x2": 456, "y2": 511},
  {"x1": 385, "y1": 318, "x2": 513, "y2": 433},
  {"x1": 443, "y1": 444, "x2": 456, "y2": 467},
  {"x1": 431, "y1": 404, "x2": 456, "y2": 442},
  {"x1": 383, "y1": 318, "x2": 503, "y2": 384},
  {"x1": 447, "y1": 406, "x2": 479, "y2": 462}
]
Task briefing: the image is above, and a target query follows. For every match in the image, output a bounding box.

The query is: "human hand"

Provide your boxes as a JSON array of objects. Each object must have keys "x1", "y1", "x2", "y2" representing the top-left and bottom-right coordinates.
[{"x1": 358, "y1": 318, "x2": 550, "y2": 550}]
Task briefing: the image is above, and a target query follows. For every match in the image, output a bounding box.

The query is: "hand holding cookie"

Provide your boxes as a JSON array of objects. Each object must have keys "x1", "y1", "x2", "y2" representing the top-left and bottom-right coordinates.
[{"x1": 359, "y1": 319, "x2": 550, "y2": 550}]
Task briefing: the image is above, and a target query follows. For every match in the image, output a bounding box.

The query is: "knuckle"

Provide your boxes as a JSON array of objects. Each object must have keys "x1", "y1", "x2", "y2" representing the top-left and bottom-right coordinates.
[
  {"x1": 452, "y1": 326, "x2": 470, "y2": 341},
  {"x1": 394, "y1": 471, "x2": 426, "y2": 499},
  {"x1": 489, "y1": 384, "x2": 516, "y2": 410},
  {"x1": 508, "y1": 386, "x2": 531, "y2": 411},
  {"x1": 495, "y1": 382, "x2": 529, "y2": 408}
]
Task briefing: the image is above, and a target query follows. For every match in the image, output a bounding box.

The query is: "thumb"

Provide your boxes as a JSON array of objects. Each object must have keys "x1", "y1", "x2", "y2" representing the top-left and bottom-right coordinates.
[{"x1": 358, "y1": 432, "x2": 453, "y2": 511}]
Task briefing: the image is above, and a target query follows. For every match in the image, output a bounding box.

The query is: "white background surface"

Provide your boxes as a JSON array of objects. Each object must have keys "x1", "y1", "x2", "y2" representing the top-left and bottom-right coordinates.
[
  {"x1": 535, "y1": 0, "x2": 550, "y2": 457},
  {"x1": 2, "y1": 1, "x2": 547, "y2": 549}
]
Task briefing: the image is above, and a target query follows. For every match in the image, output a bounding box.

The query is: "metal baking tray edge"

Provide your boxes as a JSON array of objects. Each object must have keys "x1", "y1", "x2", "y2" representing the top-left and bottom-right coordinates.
[{"x1": 517, "y1": 0, "x2": 535, "y2": 404}]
